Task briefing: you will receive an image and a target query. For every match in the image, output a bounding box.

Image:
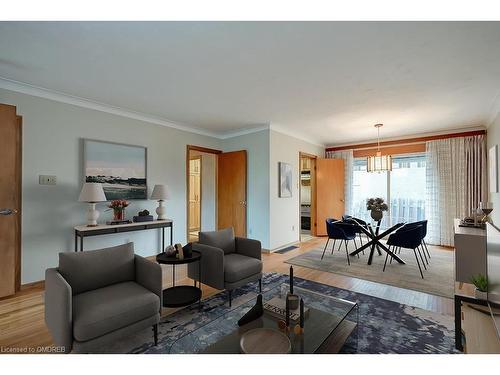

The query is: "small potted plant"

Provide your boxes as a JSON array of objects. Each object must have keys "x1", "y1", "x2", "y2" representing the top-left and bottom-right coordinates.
[
  {"x1": 366, "y1": 197, "x2": 389, "y2": 221},
  {"x1": 471, "y1": 274, "x2": 488, "y2": 300},
  {"x1": 108, "y1": 199, "x2": 129, "y2": 221}
]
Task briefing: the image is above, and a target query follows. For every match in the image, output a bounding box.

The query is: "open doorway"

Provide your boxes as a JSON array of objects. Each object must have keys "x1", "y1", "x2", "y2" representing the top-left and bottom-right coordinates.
[
  {"x1": 187, "y1": 146, "x2": 220, "y2": 242},
  {"x1": 299, "y1": 152, "x2": 317, "y2": 242}
]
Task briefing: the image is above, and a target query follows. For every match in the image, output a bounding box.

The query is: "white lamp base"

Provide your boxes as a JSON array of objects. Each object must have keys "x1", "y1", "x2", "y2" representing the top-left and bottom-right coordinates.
[
  {"x1": 156, "y1": 200, "x2": 166, "y2": 220},
  {"x1": 86, "y1": 202, "x2": 100, "y2": 227}
]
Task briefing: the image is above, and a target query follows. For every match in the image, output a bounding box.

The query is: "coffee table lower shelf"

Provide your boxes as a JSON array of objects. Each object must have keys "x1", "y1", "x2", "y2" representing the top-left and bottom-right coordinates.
[{"x1": 162, "y1": 286, "x2": 202, "y2": 308}]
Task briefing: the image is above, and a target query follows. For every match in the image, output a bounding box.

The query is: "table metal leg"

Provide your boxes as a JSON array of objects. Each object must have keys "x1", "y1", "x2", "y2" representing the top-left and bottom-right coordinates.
[
  {"x1": 172, "y1": 264, "x2": 175, "y2": 287},
  {"x1": 170, "y1": 223, "x2": 173, "y2": 245},
  {"x1": 80, "y1": 236, "x2": 83, "y2": 252},
  {"x1": 74, "y1": 233, "x2": 78, "y2": 252},
  {"x1": 198, "y1": 258, "x2": 202, "y2": 309}
]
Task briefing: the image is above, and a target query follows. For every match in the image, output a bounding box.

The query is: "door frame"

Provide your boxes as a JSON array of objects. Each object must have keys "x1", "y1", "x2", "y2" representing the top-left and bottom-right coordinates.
[
  {"x1": 298, "y1": 152, "x2": 317, "y2": 238},
  {"x1": 186, "y1": 145, "x2": 222, "y2": 242},
  {"x1": 188, "y1": 155, "x2": 202, "y2": 233}
]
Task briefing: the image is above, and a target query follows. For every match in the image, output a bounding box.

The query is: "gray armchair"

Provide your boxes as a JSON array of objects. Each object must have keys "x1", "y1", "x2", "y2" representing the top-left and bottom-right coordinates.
[
  {"x1": 188, "y1": 227, "x2": 262, "y2": 306},
  {"x1": 44, "y1": 243, "x2": 162, "y2": 353}
]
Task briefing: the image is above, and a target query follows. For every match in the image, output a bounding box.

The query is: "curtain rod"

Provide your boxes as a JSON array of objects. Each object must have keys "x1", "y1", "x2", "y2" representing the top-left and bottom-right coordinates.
[{"x1": 325, "y1": 129, "x2": 486, "y2": 152}]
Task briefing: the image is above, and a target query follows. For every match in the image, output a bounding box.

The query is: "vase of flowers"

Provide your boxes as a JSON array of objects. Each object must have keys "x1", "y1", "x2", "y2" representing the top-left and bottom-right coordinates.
[
  {"x1": 366, "y1": 197, "x2": 389, "y2": 221},
  {"x1": 108, "y1": 199, "x2": 129, "y2": 221}
]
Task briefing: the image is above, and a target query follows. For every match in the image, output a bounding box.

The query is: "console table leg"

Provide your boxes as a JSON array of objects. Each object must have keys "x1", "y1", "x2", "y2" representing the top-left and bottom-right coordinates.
[
  {"x1": 161, "y1": 227, "x2": 165, "y2": 252},
  {"x1": 170, "y1": 224, "x2": 173, "y2": 245},
  {"x1": 74, "y1": 233, "x2": 78, "y2": 252},
  {"x1": 455, "y1": 295, "x2": 463, "y2": 351},
  {"x1": 80, "y1": 236, "x2": 83, "y2": 252}
]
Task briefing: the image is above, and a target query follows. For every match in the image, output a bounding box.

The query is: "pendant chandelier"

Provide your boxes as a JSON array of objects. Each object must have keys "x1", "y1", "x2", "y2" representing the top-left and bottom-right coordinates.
[{"x1": 367, "y1": 123, "x2": 392, "y2": 173}]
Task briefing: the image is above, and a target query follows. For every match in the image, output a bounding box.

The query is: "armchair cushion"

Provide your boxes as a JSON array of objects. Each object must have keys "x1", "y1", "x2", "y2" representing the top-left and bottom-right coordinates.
[
  {"x1": 59, "y1": 243, "x2": 135, "y2": 295},
  {"x1": 72, "y1": 281, "x2": 160, "y2": 342},
  {"x1": 199, "y1": 227, "x2": 235, "y2": 254},
  {"x1": 224, "y1": 253, "x2": 263, "y2": 283}
]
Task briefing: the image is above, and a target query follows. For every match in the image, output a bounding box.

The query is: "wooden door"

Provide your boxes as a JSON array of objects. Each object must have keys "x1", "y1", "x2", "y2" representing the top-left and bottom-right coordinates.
[
  {"x1": 188, "y1": 158, "x2": 201, "y2": 231},
  {"x1": 0, "y1": 104, "x2": 22, "y2": 298},
  {"x1": 316, "y1": 159, "x2": 344, "y2": 236},
  {"x1": 217, "y1": 150, "x2": 247, "y2": 237}
]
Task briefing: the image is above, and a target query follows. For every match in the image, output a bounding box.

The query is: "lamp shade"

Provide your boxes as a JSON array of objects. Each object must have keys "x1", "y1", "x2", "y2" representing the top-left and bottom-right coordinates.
[
  {"x1": 78, "y1": 183, "x2": 107, "y2": 203},
  {"x1": 367, "y1": 151, "x2": 392, "y2": 172},
  {"x1": 151, "y1": 184, "x2": 170, "y2": 200}
]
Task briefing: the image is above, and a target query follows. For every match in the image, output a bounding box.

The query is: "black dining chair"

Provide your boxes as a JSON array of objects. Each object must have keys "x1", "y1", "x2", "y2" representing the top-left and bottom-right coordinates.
[
  {"x1": 322, "y1": 219, "x2": 358, "y2": 265},
  {"x1": 391, "y1": 220, "x2": 430, "y2": 265},
  {"x1": 383, "y1": 224, "x2": 426, "y2": 278},
  {"x1": 342, "y1": 215, "x2": 368, "y2": 249}
]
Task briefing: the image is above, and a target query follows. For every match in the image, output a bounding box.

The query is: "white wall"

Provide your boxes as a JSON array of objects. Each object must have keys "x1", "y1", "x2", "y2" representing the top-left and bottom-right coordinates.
[
  {"x1": 488, "y1": 111, "x2": 500, "y2": 225},
  {"x1": 222, "y1": 129, "x2": 271, "y2": 249},
  {"x1": 0, "y1": 88, "x2": 328, "y2": 282},
  {"x1": 0, "y1": 88, "x2": 222, "y2": 283},
  {"x1": 269, "y1": 130, "x2": 323, "y2": 250}
]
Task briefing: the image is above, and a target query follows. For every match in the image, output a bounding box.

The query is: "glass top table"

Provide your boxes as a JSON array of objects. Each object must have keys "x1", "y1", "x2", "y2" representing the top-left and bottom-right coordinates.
[{"x1": 169, "y1": 283, "x2": 358, "y2": 354}]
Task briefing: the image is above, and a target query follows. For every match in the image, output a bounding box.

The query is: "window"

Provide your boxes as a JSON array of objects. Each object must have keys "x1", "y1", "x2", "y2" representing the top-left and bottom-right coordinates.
[{"x1": 351, "y1": 154, "x2": 426, "y2": 225}]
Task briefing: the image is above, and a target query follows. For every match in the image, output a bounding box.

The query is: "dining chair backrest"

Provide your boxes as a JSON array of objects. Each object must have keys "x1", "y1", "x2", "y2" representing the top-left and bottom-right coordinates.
[
  {"x1": 326, "y1": 219, "x2": 353, "y2": 239},
  {"x1": 342, "y1": 215, "x2": 368, "y2": 228},
  {"x1": 387, "y1": 224, "x2": 424, "y2": 249},
  {"x1": 401, "y1": 220, "x2": 427, "y2": 239}
]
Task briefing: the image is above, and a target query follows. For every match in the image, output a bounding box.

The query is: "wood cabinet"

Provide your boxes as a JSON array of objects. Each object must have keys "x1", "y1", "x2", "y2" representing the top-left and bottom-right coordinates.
[
  {"x1": 462, "y1": 303, "x2": 500, "y2": 353},
  {"x1": 454, "y1": 219, "x2": 487, "y2": 283}
]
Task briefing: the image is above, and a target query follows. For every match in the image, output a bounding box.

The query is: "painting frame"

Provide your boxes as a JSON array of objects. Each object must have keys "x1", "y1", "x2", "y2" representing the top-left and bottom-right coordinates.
[
  {"x1": 279, "y1": 162, "x2": 293, "y2": 198},
  {"x1": 83, "y1": 138, "x2": 148, "y2": 200},
  {"x1": 489, "y1": 145, "x2": 498, "y2": 193}
]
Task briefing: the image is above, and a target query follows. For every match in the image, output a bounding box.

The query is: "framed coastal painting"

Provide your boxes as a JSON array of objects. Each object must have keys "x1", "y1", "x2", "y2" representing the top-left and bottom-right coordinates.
[
  {"x1": 279, "y1": 162, "x2": 293, "y2": 198},
  {"x1": 83, "y1": 139, "x2": 147, "y2": 200}
]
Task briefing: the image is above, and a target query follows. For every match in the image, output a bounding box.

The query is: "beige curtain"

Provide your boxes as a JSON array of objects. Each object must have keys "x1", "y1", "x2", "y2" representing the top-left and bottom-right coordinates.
[{"x1": 425, "y1": 135, "x2": 487, "y2": 246}]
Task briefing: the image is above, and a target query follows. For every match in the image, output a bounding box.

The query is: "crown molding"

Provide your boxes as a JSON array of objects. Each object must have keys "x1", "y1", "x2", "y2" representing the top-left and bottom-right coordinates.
[
  {"x1": 0, "y1": 77, "x2": 237, "y2": 139},
  {"x1": 0, "y1": 77, "x2": 293, "y2": 141},
  {"x1": 269, "y1": 123, "x2": 325, "y2": 147},
  {"x1": 217, "y1": 124, "x2": 270, "y2": 139}
]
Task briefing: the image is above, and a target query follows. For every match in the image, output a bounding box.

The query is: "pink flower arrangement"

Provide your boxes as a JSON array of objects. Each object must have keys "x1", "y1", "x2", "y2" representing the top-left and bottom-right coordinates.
[{"x1": 108, "y1": 199, "x2": 129, "y2": 211}]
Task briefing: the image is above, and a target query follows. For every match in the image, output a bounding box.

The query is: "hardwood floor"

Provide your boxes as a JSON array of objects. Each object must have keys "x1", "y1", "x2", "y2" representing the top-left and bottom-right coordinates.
[{"x1": 0, "y1": 237, "x2": 462, "y2": 351}]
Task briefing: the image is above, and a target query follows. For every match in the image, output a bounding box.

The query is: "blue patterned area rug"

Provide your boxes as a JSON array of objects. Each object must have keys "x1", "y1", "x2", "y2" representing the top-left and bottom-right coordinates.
[{"x1": 100, "y1": 273, "x2": 456, "y2": 354}]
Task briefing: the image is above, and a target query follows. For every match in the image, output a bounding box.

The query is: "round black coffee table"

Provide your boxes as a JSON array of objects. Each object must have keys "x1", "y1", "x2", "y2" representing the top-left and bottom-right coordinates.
[{"x1": 156, "y1": 250, "x2": 202, "y2": 308}]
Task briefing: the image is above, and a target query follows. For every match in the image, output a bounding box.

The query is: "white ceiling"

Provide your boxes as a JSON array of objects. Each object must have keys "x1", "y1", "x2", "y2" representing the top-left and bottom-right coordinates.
[{"x1": 0, "y1": 21, "x2": 499, "y2": 145}]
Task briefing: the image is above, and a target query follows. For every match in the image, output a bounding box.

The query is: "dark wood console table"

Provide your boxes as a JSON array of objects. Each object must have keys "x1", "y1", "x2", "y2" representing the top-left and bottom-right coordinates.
[{"x1": 74, "y1": 219, "x2": 173, "y2": 252}]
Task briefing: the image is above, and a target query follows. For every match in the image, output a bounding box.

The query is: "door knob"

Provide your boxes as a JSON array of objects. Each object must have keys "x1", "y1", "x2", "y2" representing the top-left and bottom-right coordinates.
[{"x1": 0, "y1": 208, "x2": 18, "y2": 216}]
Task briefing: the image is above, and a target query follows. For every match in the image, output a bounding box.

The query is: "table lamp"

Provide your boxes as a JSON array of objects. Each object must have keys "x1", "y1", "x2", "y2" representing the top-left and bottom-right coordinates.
[
  {"x1": 78, "y1": 183, "x2": 107, "y2": 226},
  {"x1": 151, "y1": 184, "x2": 170, "y2": 220}
]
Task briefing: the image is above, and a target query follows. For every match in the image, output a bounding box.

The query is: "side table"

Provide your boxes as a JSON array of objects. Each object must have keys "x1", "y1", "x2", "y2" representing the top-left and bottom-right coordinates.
[{"x1": 156, "y1": 250, "x2": 202, "y2": 309}]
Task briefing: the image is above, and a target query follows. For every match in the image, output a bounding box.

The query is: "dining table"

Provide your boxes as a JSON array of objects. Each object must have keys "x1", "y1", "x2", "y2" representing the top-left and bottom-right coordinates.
[{"x1": 349, "y1": 219, "x2": 406, "y2": 265}]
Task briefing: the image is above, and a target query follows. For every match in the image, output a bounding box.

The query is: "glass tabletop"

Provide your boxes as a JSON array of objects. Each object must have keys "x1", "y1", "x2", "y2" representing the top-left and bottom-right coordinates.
[{"x1": 169, "y1": 283, "x2": 358, "y2": 354}]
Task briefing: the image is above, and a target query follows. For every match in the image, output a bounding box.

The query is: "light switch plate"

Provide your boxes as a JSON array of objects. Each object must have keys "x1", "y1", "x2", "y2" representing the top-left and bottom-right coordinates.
[{"x1": 39, "y1": 175, "x2": 57, "y2": 185}]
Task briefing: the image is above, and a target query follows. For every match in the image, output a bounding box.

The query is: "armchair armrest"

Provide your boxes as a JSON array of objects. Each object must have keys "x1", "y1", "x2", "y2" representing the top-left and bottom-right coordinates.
[
  {"x1": 135, "y1": 255, "x2": 162, "y2": 307},
  {"x1": 44, "y1": 268, "x2": 73, "y2": 353},
  {"x1": 188, "y1": 243, "x2": 225, "y2": 290},
  {"x1": 235, "y1": 237, "x2": 262, "y2": 260}
]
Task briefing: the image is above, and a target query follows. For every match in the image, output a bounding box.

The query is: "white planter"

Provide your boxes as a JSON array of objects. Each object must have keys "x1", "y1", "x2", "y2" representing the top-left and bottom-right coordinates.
[{"x1": 474, "y1": 289, "x2": 487, "y2": 300}]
